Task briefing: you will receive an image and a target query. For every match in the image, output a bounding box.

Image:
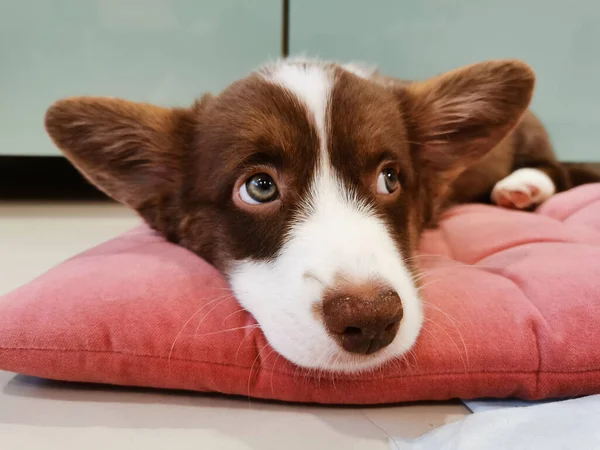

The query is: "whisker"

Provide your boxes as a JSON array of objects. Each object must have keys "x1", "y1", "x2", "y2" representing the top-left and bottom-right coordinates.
[
  {"x1": 222, "y1": 307, "x2": 248, "y2": 324},
  {"x1": 194, "y1": 324, "x2": 260, "y2": 338},
  {"x1": 405, "y1": 253, "x2": 502, "y2": 271},
  {"x1": 330, "y1": 354, "x2": 340, "y2": 393},
  {"x1": 168, "y1": 293, "x2": 235, "y2": 367},
  {"x1": 193, "y1": 294, "x2": 235, "y2": 337},
  {"x1": 407, "y1": 348, "x2": 419, "y2": 372},
  {"x1": 404, "y1": 253, "x2": 451, "y2": 262},
  {"x1": 304, "y1": 272, "x2": 326, "y2": 286},
  {"x1": 270, "y1": 351, "x2": 284, "y2": 397},
  {"x1": 417, "y1": 278, "x2": 444, "y2": 292},
  {"x1": 234, "y1": 323, "x2": 260, "y2": 361},
  {"x1": 211, "y1": 286, "x2": 236, "y2": 292},
  {"x1": 411, "y1": 271, "x2": 428, "y2": 282},
  {"x1": 421, "y1": 302, "x2": 469, "y2": 372},
  {"x1": 418, "y1": 324, "x2": 445, "y2": 364},
  {"x1": 247, "y1": 342, "x2": 272, "y2": 402}
]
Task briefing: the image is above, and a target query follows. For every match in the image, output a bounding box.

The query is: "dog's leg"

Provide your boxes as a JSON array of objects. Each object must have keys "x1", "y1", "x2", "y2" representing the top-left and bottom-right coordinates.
[{"x1": 491, "y1": 112, "x2": 570, "y2": 210}]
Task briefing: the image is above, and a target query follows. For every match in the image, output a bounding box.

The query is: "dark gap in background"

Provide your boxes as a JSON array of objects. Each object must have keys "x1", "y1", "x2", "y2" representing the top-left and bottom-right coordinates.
[
  {"x1": 0, "y1": 156, "x2": 109, "y2": 201},
  {"x1": 2, "y1": 156, "x2": 597, "y2": 201},
  {"x1": 282, "y1": 0, "x2": 289, "y2": 57}
]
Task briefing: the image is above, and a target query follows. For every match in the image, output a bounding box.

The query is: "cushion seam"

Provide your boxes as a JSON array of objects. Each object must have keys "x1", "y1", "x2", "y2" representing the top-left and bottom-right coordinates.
[
  {"x1": 472, "y1": 239, "x2": 600, "y2": 265},
  {"x1": 439, "y1": 223, "x2": 456, "y2": 261},
  {"x1": 549, "y1": 197, "x2": 600, "y2": 222},
  {"x1": 469, "y1": 267, "x2": 546, "y2": 396},
  {"x1": 1, "y1": 346, "x2": 597, "y2": 379}
]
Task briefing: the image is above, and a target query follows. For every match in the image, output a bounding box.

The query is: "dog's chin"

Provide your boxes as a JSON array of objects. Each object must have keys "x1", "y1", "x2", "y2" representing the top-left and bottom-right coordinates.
[
  {"x1": 285, "y1": 347, "x2": 400, "y2": 374},
  {"x1": 258, "y1": 320, "x2": 422, "y2": 374}
]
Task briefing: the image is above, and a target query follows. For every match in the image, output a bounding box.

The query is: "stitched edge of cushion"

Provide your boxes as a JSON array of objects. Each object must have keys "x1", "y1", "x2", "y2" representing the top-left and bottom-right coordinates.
[{"x1": 1, "y1": 347, "x2": 599, "y2": 379}]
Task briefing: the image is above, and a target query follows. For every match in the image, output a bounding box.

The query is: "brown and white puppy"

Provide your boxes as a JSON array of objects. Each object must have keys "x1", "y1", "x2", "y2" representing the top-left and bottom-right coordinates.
[{"x1": 44, "y1": 58, "x2": 590, "y2": 372}]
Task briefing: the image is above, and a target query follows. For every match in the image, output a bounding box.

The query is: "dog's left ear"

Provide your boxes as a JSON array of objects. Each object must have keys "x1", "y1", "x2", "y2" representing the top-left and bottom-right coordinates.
[
  {"x1": 44, "y1": 96, "x2": 202, "y2": 236},
  {"x1": 400, "y1": 60, "x2": 535, "y2": 178}
]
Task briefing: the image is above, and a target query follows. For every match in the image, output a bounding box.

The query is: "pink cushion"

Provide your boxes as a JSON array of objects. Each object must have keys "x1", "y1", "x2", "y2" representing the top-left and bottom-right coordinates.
[{"x1": 1, "y1": 184, "x2": 600, "y2": 404}]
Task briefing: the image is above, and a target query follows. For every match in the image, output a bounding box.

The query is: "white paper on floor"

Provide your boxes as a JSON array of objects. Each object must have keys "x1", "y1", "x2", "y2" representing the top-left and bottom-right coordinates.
[{"x1": 390, "y1": 395, "x2": 600, "y2": 450}]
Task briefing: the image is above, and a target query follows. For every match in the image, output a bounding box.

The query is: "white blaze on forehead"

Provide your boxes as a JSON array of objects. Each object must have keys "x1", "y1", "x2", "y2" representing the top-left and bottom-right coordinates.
[{"x1": 262, "y1": 61, "x2": 332, "y2": 164}]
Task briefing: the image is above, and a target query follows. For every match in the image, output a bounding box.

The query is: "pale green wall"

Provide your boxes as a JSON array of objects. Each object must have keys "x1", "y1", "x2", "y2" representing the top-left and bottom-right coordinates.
[
  {"x1": 290, "y1": 0, "x2": 600, "y2": 162},
  {"x1": 3, "y1": 1, "x2": 600, "y2": 162},
  {"x1": 0, "y1": 0, "x2": 280, "y2": 156}
]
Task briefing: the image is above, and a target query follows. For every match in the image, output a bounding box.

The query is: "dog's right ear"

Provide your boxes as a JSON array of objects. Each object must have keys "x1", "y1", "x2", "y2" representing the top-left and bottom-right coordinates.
[
  {"x1": 45, "y1": 97, "x2": 203, "y2": 233},
  {"x1": 400, "y1": 60, "x2": 535, "y2": 175},
  {"x1": 397, "y1": 60, "x2": 534, "y2": 221}
]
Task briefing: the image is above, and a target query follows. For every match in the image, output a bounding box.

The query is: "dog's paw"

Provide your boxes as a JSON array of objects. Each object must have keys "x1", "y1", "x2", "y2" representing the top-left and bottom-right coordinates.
[{"x1": 491, "y1": 168, "x2": 556, "y2": 210}]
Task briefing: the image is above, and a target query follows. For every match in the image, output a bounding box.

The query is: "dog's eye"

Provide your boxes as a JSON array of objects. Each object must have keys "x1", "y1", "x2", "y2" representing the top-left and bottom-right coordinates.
[
  {"x1": 377, "y1": 168, "x2": 400, "y2": 194},
  {"x1": 239, "y1": 173, "x2": 279, "y2": 204}
]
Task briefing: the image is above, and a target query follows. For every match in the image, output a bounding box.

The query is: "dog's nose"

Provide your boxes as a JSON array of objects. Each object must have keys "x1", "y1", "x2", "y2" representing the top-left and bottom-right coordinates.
[{"x1": 322, "y1": 287, "x2": 403, "y2": 355}]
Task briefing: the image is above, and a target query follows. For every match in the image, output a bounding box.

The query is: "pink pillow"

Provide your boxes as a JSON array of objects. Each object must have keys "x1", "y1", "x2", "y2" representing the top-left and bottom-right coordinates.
[{"x1": 1, "y1": 185, "x2": 600, "y2": 404}]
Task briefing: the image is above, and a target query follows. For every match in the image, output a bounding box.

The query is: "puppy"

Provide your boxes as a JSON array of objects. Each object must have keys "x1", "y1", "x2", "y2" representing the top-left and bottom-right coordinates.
[{"x1": 43, "y1": 58, "x2": 597, "y2": 372}]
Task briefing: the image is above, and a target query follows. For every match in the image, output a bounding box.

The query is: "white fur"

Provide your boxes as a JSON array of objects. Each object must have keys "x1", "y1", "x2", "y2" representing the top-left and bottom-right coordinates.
[
  {"x1": 492, "y1": 168, "x2": 556, "y2": 208},
  {"x1": 341, "y1": 62, "x2": 378, "y2": 79},
  {"x1": 227, "y1": 61, "x2": 423, "y2": 372},
  {"x1": 263, "y1": 59, "x2": 331, "y2": 145}
]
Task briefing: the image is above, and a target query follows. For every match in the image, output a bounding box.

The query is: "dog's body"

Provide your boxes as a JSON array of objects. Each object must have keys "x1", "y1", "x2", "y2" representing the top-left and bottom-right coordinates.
[{"x1": 44, "y1": 58, "x2": 599, "y2": 373}]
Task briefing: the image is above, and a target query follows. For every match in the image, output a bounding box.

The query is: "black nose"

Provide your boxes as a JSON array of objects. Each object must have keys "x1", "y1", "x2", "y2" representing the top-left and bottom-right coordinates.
[{"x1": 322, "y1": 287, "x2": 403, "y2": 354}]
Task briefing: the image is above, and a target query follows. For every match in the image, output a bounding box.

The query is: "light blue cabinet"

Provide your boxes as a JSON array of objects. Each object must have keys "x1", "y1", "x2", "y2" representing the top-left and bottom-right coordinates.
[
  {"x1": 0, "y1": 0, "x2": 280, "y2": 156},
  {"x1": 290, "y1": 0, "x2": 600, "y2": 162},
  {"x1": 4, "y1": 1, "x2": 600, "y2": 161}
]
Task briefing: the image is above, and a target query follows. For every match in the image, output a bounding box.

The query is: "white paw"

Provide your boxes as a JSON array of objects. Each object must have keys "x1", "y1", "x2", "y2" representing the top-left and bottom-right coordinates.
[{"x1": 491, "y1": 168, "x2": 556, "y2": 210}]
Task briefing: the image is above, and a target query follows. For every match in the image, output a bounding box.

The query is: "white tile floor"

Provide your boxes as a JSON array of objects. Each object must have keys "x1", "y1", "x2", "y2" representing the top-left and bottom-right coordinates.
[{"x1": 0, "y1": 201, "x2": 468, "y2": 450}]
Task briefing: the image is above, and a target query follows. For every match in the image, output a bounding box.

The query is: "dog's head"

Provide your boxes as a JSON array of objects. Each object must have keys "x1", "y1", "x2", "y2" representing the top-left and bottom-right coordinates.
[{"x1": 44, "y1": 59, "x2": 534, "y2": 372}]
